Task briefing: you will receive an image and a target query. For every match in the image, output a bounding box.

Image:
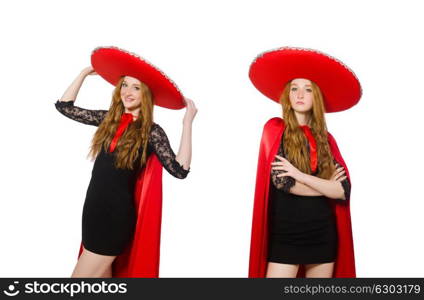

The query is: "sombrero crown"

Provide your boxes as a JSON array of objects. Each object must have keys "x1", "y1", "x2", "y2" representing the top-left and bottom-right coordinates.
[
  {"x1": 249, "y1": 47, "x2": 362, "y2": 112},
  {"x1": 91, "y1": 46, "x2": 185, "y2": 110}
]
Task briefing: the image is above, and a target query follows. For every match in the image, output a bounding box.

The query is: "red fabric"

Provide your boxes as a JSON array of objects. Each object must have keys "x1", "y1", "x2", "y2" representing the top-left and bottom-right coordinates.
[
  {"x1": 109, "y1": 113, "x2": 133, "y2": 153},
  {"x1": 248, "y1": 117, "x2": 355, "y2": 278},
  {"x1": 91, "y1": 46, "x2": 185, "y2": 110},
  {"x1": 249, "y1": 47, "x2": 362, "y2": 112},
  {"x1": 112, "y1": 153, "x2": 163, "y2": 277},
  {"x1": 300, "y1": 125, "x2": 318, "y2": 173}
]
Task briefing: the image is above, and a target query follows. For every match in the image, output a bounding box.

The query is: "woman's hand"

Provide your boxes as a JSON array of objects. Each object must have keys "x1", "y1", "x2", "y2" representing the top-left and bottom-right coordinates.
[
  {"x1": 330, "y1": 165, "x2": 347, "y2": 182},
  {"x1": 183, "y1": 98, "x2": 197, "y2": 126},
  {"x1": 175, "y1": 98, "x2": 196, "y2": 170},
  {"x1": 272, "y1": 158, "x2": 348, "y2": 200},
  {"x1": 59, "y1": 67, "x2": 97, "y2": 102},
  {"x1": 80, "y1": 66, "x2": 97, "y2": 77},
  {"x1": 271, "y1": 155, "x2": 305, "y2": 183}
]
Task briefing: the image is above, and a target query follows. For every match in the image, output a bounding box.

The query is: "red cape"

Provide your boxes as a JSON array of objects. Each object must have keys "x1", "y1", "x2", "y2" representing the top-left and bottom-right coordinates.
[
  {"x1": 78, "y1": 153, "x2": 163, "y2": 278},
  {"x1": 248, "y1": 117, "x2": 355, "y2": 278}
]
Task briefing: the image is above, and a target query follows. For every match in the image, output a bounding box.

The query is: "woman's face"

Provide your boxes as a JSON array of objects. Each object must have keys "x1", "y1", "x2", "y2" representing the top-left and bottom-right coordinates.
[
  {"x1": 289, "y1": 78, "x2": 314, "y2": 113},
  {"x1": 120, "y1": 76, "x2": 142, "y2": 111}
]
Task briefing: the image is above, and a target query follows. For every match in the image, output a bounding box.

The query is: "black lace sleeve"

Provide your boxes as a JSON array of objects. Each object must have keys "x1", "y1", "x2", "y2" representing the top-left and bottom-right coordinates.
[
  {"x1": 335, "y1": 161, "x2": 351, "y2": 201},
  {"x1": 271, "y1": 137, "x2": 296, "y2": 192},
  {"x1": 55, "y1": 100, "x2": 108, "y2": 127},
  {"x1": 148, "y1": 123, "x2": 189, "y2": 179}
]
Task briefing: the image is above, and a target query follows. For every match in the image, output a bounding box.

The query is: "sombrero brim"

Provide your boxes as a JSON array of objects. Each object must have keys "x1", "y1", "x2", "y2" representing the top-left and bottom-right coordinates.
[
  {"x1": 91, "y1": 46, "x2": 185, "y2": 110},
  {"x1": 249, "y1": 47, "x2": 362, "y2": 112}
]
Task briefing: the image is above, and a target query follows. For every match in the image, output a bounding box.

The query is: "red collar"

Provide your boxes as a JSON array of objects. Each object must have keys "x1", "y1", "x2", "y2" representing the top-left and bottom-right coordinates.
[
  {"x1": 109, "y1": 113, "x2": 135, "y2": 152},
  {"x1": 122, "y1": 113, "x2": 135, "y2": 121},
  {"x1": 300, "y1": 125, "x2": 318, "y2": 173}
]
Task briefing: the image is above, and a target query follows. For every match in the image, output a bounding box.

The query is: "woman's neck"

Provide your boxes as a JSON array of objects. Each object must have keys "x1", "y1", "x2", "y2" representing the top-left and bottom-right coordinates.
[
  {"x1": 294, "y1": 111, "x2": 311, "y2": 126},
  {"x1": 124, "y1": 108, "x2": 140, "y2": 120}
]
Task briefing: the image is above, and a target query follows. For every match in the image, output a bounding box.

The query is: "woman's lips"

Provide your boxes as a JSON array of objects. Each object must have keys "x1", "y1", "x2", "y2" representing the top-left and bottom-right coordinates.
[{"x1": 296, "y1": 101, "x2": 304, "y2": 105}]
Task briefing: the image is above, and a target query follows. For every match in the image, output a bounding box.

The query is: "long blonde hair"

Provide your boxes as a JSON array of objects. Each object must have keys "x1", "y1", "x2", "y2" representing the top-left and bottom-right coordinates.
[
  {"x1": 88, "y1": 77, "x2": 153, "y2": 169},
  {"x1": 280, "y1": 80, "x2": 335, "y2": 179}
]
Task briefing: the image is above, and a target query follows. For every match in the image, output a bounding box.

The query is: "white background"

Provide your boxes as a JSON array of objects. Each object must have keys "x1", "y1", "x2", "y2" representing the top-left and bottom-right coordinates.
[{"x1": 0, "y1": 0, "x2": 423, "y2": 277}]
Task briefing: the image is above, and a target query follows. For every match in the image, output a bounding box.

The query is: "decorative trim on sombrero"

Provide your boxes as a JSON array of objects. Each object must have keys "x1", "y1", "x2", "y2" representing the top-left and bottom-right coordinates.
[
  {"x1": 249, "y1": 46, "x2": 362, "y2": 112},
  {"x1": 92, "y1": 45, "x2": 183, "y2": 97},
  {"x1": 91, "y1": 46, "x2": 185, "y2": 109},
  {"x1": 251, "y1": 46, "x2": 363, "y2": 98}
]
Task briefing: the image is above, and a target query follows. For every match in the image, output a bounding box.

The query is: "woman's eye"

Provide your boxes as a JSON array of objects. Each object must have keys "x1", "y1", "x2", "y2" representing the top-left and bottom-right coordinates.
[
  {"x1": 306, "y1": 88, "x2": 312, "y2": 92},
  {"x1": 134, "y1": 87, "x2": 140, "y2": 91},
  {"x1": 122, "y1": 83, "x2": 127, "y2": 87},
  {"x1": 291, "y1": 87, "x2": 297, "y2": 91}
]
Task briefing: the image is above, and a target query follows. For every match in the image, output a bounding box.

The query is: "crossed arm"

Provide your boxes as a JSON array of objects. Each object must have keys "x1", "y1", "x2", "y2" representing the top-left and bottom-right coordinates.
[{"x1": 271, "y1": 155, "x2": 349, "y2": 200}]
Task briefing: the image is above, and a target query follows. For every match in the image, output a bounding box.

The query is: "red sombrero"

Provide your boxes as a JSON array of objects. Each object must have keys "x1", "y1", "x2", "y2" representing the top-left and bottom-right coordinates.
[
  {"x1": 249, "y1": 47, "x2": 362, "y2": 112},
  {"x1": 91, "y1": 46, "x2": 185, "y2": 110}
]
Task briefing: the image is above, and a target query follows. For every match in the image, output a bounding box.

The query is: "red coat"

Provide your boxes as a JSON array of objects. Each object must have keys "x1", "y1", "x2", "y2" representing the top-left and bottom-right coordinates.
[{"x1": 249, "y1": 117, "x2": 355, "y2": 277}]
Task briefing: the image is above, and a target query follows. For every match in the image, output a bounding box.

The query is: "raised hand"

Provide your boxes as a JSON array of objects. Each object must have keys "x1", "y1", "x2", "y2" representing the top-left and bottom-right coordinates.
[
  {"x1": 81, "y1": 66, "x2": 97, "y2": 76},
  {"x1": 183, "y1": 97, "x2": 197, "y2": 125}
]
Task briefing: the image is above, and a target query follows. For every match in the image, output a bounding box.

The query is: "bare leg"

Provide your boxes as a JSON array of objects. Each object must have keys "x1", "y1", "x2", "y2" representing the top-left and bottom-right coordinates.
[
  {"x1": 100, "y1": 265, "x2": 112, "y2": 278},
  {"x1": 71, "y1": 248, "x2": 116, "y2": 278},
  {"x1": 266, "y1": 262, "x2": 299, "y2": 278},
  {"x1": 304, "y1": 262, "x2": 334, "y2": 278}
]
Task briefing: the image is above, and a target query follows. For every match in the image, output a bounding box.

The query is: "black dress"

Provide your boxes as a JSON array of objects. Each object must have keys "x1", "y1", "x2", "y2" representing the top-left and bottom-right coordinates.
[
  {"x1": 268, "y1": 134, "x2": 351, "y2": 264},
  {"x1": 55, "y1": 100, "x2": 189, "y2": 256}
]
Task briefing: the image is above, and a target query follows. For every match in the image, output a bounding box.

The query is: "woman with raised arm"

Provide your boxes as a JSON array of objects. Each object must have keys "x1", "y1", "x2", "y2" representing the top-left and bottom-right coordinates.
[
  {"x1": 248, "y1": 47, "x2": 361, "y2": 278},
  {"x1": 55, "y1": 47, "x2": 197, "y2": 278}
]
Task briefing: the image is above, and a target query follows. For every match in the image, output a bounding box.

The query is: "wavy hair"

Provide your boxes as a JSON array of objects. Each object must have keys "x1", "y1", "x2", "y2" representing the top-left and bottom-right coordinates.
[
  {"x1": 88, "y1": 77, "x2": 153, "y2": 169},
  {"x1": 280, "y1": 80, "x2": 335, "y2": 179}
]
